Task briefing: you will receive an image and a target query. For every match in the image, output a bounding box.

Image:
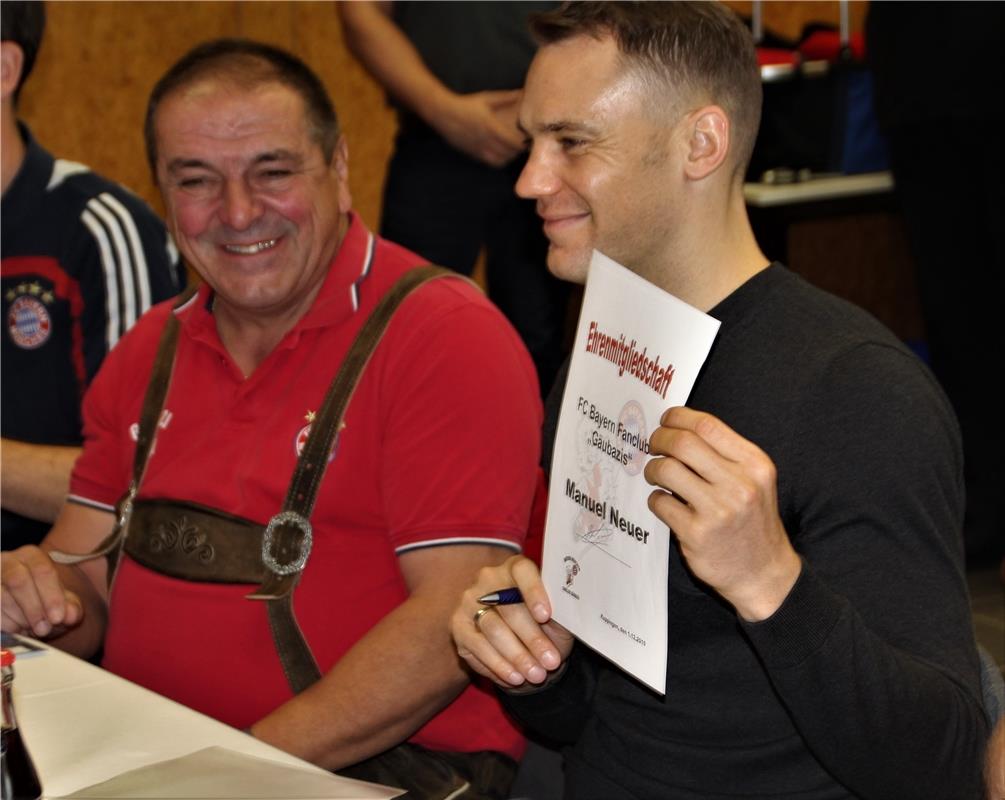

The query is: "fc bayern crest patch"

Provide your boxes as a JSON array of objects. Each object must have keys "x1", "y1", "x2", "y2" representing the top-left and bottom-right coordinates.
[
  {"x1": 293, "y1": 410, "x2": 341, "y2": 463},
  {"x1": 7, "y1": 296, "x2": 52, "y2": 349}
]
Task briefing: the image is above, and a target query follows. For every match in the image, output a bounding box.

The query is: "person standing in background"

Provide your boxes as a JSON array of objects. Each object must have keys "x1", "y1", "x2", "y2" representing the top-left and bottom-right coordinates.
[
  {"x1": 867, "y1": 2, "x2": 1005, "y2": 570},
  {"x1": 1, "y1": 1, "x2": 183, "y2": 550},
  {"x1": 339, "y1": 1, "x2": 570, "y2": 397}
]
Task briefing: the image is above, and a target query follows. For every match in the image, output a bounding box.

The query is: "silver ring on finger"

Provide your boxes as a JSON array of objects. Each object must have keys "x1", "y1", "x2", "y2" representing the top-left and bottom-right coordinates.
[{"x1": 472, "y1": 606, "x2": 493, "y2": 633}]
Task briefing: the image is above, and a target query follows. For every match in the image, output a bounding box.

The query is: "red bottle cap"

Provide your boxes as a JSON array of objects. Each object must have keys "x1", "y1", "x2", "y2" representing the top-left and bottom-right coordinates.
[{"x1": 1, "y1": 649, "x2": 14, "y2": 667}]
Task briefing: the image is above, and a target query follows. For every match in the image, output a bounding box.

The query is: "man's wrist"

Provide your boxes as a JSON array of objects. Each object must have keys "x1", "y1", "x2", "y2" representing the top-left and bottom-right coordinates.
[{"x1": 731, "y1": 549, "x2": 803, "y2": 622}]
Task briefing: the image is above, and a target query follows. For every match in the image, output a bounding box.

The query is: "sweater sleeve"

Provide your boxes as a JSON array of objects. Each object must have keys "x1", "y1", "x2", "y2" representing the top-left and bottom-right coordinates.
[{"x1": 743, "y1": 341, "x2": 988, "y2": 800}]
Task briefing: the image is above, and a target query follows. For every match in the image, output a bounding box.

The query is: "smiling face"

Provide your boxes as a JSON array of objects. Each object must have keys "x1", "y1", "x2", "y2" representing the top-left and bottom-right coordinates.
[
  {"x1": 516, "y1": 34, "x2": 688, "y2": 285},
  {"x1": 154, "y1": 78, "x2": 351, "y2": 323}
]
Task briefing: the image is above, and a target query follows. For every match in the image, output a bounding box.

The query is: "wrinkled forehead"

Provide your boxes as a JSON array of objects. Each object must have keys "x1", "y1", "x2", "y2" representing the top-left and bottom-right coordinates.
[
  {"x1": 156, "y1": 78, "x2": 304, "y2": 129},
  {"x1": 153, "y1": 79, "x2": 315, "y2": 164}
]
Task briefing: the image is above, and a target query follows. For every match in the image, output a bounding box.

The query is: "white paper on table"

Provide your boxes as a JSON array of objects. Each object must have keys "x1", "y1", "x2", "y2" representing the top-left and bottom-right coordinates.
[
  {"x1": 13, "y1": 646, "x2": 401, "y2": 800},
  {"x1": 56, "y1": 746, "x2": 402, "y2": 799},
  {"x1": 542, "y1": 251, "x2": 720, "y2": 693}
]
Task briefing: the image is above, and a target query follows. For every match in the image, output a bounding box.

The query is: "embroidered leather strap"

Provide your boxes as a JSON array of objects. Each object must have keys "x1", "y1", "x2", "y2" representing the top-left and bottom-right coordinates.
[{"x1": 123, "y1": 499, "x2": 266, "y2": 582}]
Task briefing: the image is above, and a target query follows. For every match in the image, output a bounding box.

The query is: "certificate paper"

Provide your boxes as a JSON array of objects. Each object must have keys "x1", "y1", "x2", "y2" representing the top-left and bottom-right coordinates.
[{"x1": 542, "y1": 251, "x2": 720, "y2": 693}]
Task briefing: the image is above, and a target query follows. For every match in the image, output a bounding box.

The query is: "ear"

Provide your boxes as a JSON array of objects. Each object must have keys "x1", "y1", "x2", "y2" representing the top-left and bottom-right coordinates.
[
  {"x1": 332, "y1": 136, "x2": 349, "y2": 179},
  {"x1": 682, "y1": 106, "x2": 729, "y2": 181},
  {"x1": 0, "y1": 41, "x2": 25, "y2": 104},
  {"x1": 332, "y1": 135, "x2": 352, "y2": 213}
]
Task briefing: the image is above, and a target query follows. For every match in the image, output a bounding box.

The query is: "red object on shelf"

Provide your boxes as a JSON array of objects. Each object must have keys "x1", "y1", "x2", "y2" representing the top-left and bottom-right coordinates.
[
  {"x1": 799, "y1": 29, "x2": 866, "y2": 62},
  {"x1": 756, "y1": 46, "x2": 800, "y2": 67}
]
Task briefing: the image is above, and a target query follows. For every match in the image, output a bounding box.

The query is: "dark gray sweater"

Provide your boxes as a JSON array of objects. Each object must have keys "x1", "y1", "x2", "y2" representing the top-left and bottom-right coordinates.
[{"x1": 505, "y1": 264, "x2": 986, "y2": 799}]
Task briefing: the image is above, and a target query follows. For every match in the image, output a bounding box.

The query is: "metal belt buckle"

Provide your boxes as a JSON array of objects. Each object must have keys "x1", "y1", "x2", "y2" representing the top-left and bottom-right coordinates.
[{"x1": 262, "y1": 511, "x2": 313, "y2": 576}]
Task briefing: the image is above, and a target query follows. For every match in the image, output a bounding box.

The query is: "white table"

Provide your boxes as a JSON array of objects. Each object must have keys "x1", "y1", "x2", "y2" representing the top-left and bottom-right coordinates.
[{"x1": 8, "y1": 641, "x2": 400, "y2": 799}]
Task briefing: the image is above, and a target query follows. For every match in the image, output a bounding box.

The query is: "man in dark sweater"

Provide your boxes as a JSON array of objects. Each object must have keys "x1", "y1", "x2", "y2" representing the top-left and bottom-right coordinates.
[{"x1": 451, "y1": 4, "x2": 988, "y2": 798}]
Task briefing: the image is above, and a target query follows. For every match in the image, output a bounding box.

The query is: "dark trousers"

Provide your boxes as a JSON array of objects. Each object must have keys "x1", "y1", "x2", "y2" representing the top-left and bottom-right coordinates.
[
  {"x1": 381, "y1": 127, "x2": 570, "y2": 397},
  {"x1": 887, "y1": 122, "x2": 1005, "y2": 561}
]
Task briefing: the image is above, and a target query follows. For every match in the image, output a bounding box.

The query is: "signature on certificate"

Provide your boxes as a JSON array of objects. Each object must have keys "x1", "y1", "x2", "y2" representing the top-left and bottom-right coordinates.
[
  {"x1": 574, "y1": 523, "x2": 632, "y2": 568},
  {"x1": 576, "y1": 523, "x2": 613, "y2": 545}
]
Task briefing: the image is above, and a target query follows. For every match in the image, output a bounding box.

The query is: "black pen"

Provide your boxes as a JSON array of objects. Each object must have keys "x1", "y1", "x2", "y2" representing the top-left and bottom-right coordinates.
[{"x1": 478, "y1": 588, "x2": 523, "y2": 606}]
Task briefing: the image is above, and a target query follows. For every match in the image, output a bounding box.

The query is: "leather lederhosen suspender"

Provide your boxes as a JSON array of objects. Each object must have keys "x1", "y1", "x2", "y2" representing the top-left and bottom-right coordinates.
[
  {"x1": 50, "y1": 283, "x2": 196, "y2": 578},
  {"x1": 52, "y1": 265, "x2": 455, "y2": 694}
]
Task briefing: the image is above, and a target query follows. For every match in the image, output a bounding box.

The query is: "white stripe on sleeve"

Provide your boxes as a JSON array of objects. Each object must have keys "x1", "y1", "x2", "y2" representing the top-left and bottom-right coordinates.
[
  {"x1": 66, "y1": 495, "x2": 117, "y2": 514},
  {"x1": 81, "y1": 208, "x2": 121, "y2": 352},
  {"x1": 394, "y1": 537, "x2": 523, "y2": 555},
  {"x1": 85, "y1": 197, "x2": 136, "y2": 336},
  {"x1": 98, "y1": 192, "x2": 152, "y2": 313}
]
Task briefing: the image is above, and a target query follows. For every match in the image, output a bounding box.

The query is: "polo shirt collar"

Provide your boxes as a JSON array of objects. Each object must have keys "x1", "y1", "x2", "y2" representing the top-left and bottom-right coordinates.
[{"x1": 296, "y1": 212, "x2": 376, "y2": 330}]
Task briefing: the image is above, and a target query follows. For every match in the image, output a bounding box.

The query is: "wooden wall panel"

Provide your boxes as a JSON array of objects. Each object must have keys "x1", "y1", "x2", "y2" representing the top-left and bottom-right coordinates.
[{"x1": 18, "y1": 1, "x2": 396, "y2": 231}]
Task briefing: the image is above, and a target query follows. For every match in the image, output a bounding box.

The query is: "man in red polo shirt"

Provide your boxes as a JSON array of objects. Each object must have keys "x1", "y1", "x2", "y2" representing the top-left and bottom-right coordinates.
[{"x1": 0, "y1": 38, "x2": 542, "y2": 798}]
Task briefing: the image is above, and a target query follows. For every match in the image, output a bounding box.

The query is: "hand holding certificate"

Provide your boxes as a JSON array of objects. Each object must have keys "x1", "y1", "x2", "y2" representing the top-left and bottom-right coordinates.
[
  {"x1": 540, "y1": 251, "x2": 720, "y2": 693},
  {"x1": 644, "y1": 406, "x2": 802, "y2": 623},
  {"x1": 451, "y1": 251, "x2": 720, "y2": 694}
]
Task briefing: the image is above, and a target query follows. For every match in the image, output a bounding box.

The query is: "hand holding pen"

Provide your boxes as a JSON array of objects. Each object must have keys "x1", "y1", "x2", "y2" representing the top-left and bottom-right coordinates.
[
  {"x1": 471, "y1": 587, "x2": 523, "y2": 634},
  {"x1": 450, "y1": 554, "x2": 574, "y2": 688}
]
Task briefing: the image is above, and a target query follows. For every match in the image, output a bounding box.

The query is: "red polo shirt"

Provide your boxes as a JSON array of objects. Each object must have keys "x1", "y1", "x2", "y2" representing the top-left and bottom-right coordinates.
[{"x1": 70, "y1": 215, "x2": 541, "y2": 759}]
